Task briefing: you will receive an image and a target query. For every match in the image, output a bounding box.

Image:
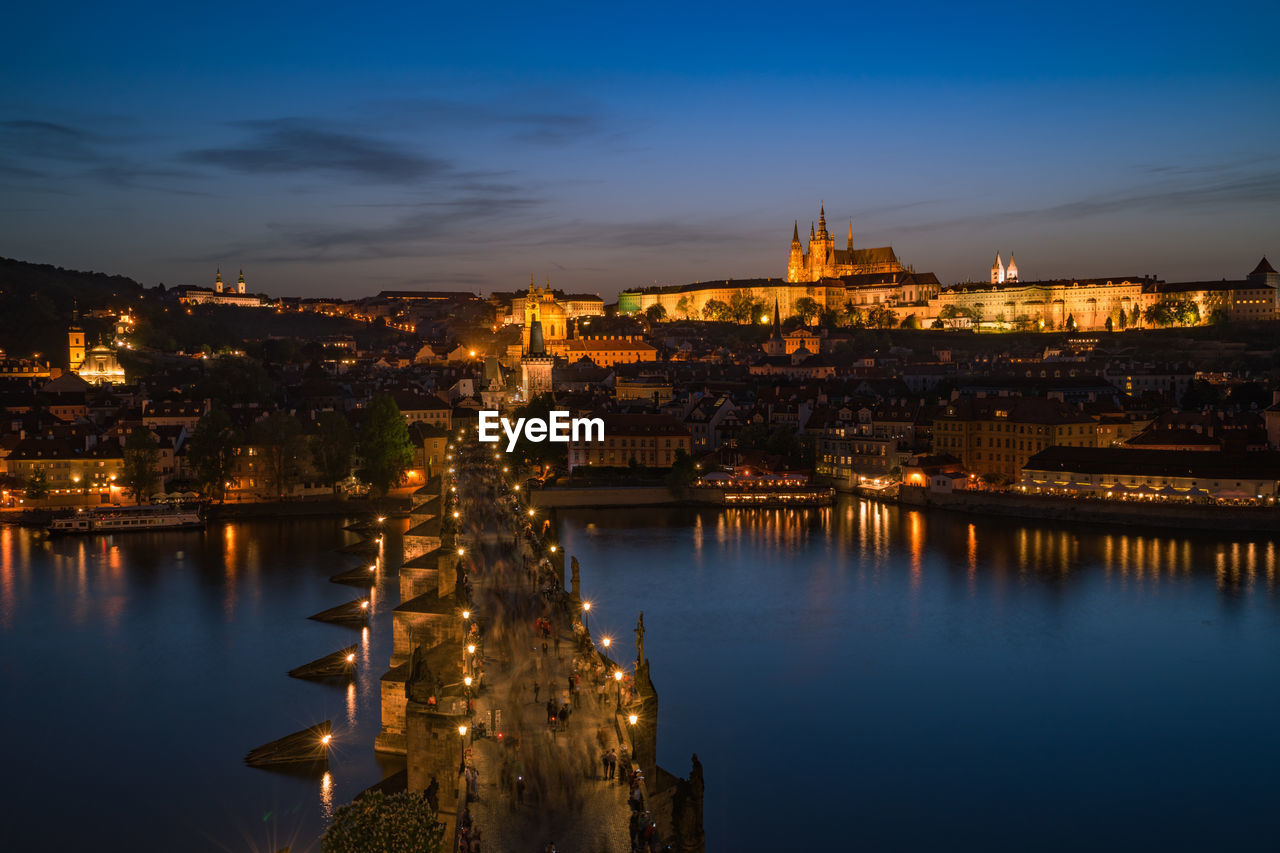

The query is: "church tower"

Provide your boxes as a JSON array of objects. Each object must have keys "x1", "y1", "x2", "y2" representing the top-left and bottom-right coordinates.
[
  {"x1": 991, "y1": 252, "x2": 1006, "y2": 284},
  {"x1": 67, "y1": 307, "x2": 85, "y2": 371},
  {"x1": 786, "y1": 222, "x2": 804, "y2": 282},
  {"x1": 814, "y1": 204, "x2": 835, "y2": 278},
  {"x1": 215, "y1": 268, "x2": 224, "y2": 293},
  {"x1": 237, "y1": 269, "x2": 246, "y2": 294},
  {"x1": 762, "y1": 299, "x2": 787, "y2": 357},
  {"x1": 847, "y1": 220, "x2": 854, "y2": 254},
  {"x1": 1005, "y1": 253, "x2": 1018, "y2": 283}
]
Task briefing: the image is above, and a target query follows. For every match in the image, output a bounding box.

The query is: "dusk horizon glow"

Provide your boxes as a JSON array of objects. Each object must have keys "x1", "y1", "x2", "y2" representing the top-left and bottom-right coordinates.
[{"x1": 3, "y1": 0, "x2": 1278, "y2": 299}]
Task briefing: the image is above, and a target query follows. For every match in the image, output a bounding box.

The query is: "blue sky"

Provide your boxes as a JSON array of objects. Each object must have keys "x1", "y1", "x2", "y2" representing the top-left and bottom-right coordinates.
[{"x1": 2, "y1": 1, "x2": 1278, "y2": 299}]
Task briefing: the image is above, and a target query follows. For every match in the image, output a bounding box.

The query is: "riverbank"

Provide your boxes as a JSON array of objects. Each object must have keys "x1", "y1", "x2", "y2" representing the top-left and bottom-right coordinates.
[
  {"x1": 898, "y1": 484, "x2": 1280, "y2": 532},
  {"x1": 531, "y1": 485, "x2": 722, "y2": 509}
]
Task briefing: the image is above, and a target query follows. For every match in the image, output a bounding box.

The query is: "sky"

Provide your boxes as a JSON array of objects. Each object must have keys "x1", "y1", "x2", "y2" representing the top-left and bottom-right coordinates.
[{"x1": 2, "y1": 0, "x2": 1279, "y2": 300}]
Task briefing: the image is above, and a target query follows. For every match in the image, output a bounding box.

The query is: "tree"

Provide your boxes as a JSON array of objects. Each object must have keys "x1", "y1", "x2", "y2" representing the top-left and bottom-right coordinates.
[
  {"x1": 1144, "y1": 298, "x2": 1198, "y2": 327},
  {"x1": 252, "y1": 411, "x2": 311, "y2": 499},
  {"x1": 313, "y1": 411, "x2": 355, "y2": 493},
  {"x1": 727, "y1": 290, "x2": 758, "y2": 324},
  {"x1": 357, "y1": 394, "x2": 413, "y2": 495},
  {"x1": 675, "y1": 295, "x2": 694, "y2": 320},
  {"x1": 25, "y1": 469, "x2": 48, "y2": 500},
  {"x1": 664, "y1": 449, "x2": 697, "y2": 492},
  {"x1": 1105, "y1": 316, "x2": 1114, "y2": 332},
  {"x1": 793, "y1": 297, "x2": 820, "y2": 326},
  {"x1": 702, "y1": 299, "x2": 730, "y2": 321},
  {"x1": 867, "y1": 304, "x2": 897, "y2": 329},
  {"x1": 644, "y1": 303, "x2": 668, "y2": 324},
  {"x1": 1118, "y1": 307, "x2": 1129, "y2": 329},
  {"x1": 187, "y1": 408, "x2": 240, "y2": 502},
  {"x1": 122, "y1": 427, "x2": 160, "y2": 502},
  {"x1": 322, "y1": 789, "x2": 445, "y2": 853},
  {"x1": 1066, "y1": 313, "x2": 1077, "y2": 331},
  {"x1": 900, "y1": 313, "x2": 920, "y2": 329},
  {"x1": 841, "y1": 302, "x2": 865, "y2": 328},
  {"x1": 930, "y1": 318, "x2": 945, "y2": 329}
]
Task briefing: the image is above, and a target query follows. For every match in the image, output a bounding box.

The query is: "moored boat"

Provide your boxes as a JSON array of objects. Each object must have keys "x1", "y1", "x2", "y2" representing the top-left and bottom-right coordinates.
[{"x1": 47, "y1": 503, "x2": 204, "y2": 535}]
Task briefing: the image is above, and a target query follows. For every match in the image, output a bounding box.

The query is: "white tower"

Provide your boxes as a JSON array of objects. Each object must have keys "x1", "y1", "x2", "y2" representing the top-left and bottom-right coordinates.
[
  {"x1": 1005, "y1": 253, "x2": 1018, "y2": 283},
  {"x1": 991, "y1": 252, "x2": 1006, "y2": 284}
]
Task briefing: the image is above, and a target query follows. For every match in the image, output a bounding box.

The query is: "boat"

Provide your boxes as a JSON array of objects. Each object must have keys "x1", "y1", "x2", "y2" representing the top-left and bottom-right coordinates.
[{"x1": 47, "y1": 502, "x2": 205, "y2": 535}]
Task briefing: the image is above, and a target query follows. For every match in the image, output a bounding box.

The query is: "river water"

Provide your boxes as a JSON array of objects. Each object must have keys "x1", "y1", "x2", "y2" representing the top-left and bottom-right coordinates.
[{"x1": 2, "y1": 500, "x2": 1278, "y2": 851}]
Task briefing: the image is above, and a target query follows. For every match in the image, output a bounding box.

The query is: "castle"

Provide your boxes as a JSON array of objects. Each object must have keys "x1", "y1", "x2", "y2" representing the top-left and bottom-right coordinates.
[{"x1": 786, "y1": 204, "x2": 905, "y2": 282}]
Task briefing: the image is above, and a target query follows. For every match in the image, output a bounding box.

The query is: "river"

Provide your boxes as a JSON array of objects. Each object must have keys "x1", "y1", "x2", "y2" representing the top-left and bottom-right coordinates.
[{"x1": 2, "y1": 500, "x2": 1278, "y2": 851}]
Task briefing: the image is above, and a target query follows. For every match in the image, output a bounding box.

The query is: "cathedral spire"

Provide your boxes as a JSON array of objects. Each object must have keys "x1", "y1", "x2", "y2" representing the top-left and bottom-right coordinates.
[
  {"x1": 771, "y1": 298, "x2": 783, "y2": 340},
  {"x1": 847, "y1": 219, "x2": 853, "y2": 252},
  {"x1": 791, "y1": 220, "x2": 800, "y2": 245}
]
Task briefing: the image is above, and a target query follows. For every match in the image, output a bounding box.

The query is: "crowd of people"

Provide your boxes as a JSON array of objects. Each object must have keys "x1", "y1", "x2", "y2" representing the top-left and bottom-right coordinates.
[{"x1": 438, "y1": 439, "x2": 671, "y2": 853}]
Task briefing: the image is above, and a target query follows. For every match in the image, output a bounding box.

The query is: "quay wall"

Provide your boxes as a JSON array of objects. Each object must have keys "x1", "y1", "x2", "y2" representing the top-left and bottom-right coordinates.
[{"x1": 898, "y1": 485, "x2": 1280, "y2": 533}]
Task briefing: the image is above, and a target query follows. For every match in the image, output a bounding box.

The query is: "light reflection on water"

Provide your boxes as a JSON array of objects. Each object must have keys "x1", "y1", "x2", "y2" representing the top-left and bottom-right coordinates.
[
  {"x1": 559, "y1": 496, "x2": 1280, "y2": 853},
  {"x1": 0, "y1": 517, "x2": 407, "y2": 853}
]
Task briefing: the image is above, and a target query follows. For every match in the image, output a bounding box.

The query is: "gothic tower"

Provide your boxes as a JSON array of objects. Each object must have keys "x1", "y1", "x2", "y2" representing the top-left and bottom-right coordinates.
[
  {"x1": 1005, "y1": 253, "x2": 1018, "y2": 283},
  {"x1": 786, "y1": 221, "x2": 804, "y2": 282},
  {"x1": 991, "y1": 252, "x2": 1006, "y2": 284},
  {"x1": 814, "y1": 204, "x2": 835, "y2": 278},
  {"x1": 215, "y1": 267, "x2": 224, "y2": 294}
]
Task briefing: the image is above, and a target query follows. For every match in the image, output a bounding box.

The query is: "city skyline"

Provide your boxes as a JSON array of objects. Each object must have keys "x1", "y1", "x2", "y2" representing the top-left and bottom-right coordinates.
[{"x1": 3, "y1": 1, "x2": 1279, "y2": 299}]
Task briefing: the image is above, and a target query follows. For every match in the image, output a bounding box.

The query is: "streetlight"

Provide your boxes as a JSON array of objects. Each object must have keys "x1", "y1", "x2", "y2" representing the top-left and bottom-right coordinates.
[
  {"x1": 346, "y1": 653, "x2": 356, "y2": 663},
  {"x1": 458, "y1": 724, "x2": 468, "y2": 771},
  {"x1": 628, "y1": 713, "x2": 638, "y2": 726},
  {"x1": 614, "y1": 669, "x2": 623, "y2": 708},
  {"x1": 462, "y1": 610, "x2": 470, "y2": 620},
  {"x1": 601, "y1": 636, "x2": 611, "y2": 650},
  {"x1": 457, "y1": 547, "x2": 466, "y2": 556},
  {"x1": 582, "y1": 600, "x2": 591, "y2": 632}
]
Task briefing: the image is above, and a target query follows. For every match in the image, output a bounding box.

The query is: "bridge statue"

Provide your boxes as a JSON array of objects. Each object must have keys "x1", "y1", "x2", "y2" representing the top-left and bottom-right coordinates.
[
  {"x1": 405, "y1": 644, "x2": 441, "y2": 706},
  {"x1": 636, "y1": 611, "x2": 645, "y2": 665}
]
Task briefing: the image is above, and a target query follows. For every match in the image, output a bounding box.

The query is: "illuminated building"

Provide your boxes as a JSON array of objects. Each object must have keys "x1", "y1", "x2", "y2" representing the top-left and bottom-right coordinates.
[
  {"x1": 178, "y1": 269, "x2": 267, "y2": 307},
  {"x1": 933, "y1": 396, "x2": 1096, "y2": 481},
  {"x1": 787, "y1": 204, "x2": 906, "y2": 282}
]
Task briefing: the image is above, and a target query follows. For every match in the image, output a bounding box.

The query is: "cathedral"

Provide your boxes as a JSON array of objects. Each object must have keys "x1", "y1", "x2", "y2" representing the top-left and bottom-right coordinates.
[
  {"x1": 991, "y1": 252, "x2": 1019, "y2": 284},
  {"x1": 786, "y1": 204, "x2": 906, "y2": 282}
]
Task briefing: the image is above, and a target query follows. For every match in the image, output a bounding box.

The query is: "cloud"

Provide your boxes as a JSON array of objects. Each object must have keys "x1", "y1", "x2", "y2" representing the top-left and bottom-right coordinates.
[
  {"x1": 891, "y1": 160, "x2": 1280, "y2": 235},
  {"x1": 184, "y1": 118, "x2": 451, "y2": 183},
  {"x1": 367, "y1": 95, "x2": 618, "y2": 148},
  {"x1": 0, "y1": 120, "x2": 100, "y2": 162},
  {"x1": 0, "y1": 117, "x2": 207, "y2": 192}
]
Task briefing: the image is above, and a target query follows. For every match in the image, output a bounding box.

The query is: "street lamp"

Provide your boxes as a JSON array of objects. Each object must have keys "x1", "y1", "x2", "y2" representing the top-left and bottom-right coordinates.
[
  {"x1": 458, "y1": 724, "x2": 468, "y2": 771},
  {"x1": 582, "y1": 600, "x2": 591, "y2": 632},
  {"x1": 628, "y1": 713, "x2": 638, "y2": 726},
  {"x1": 462, "y1": 610, "x2": 470, "y2": 620},
  {"x1": 614, "y1": 669, "x2": 623, "y2": 708}
]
